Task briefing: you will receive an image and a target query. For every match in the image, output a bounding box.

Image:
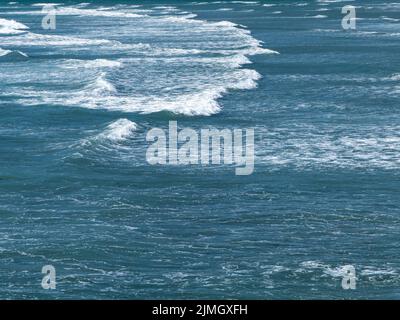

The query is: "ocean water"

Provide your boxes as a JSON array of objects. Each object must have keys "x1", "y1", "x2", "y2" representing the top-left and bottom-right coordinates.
[{"x1": 0, "y1": 0, "x2": 399, "y2": 299}]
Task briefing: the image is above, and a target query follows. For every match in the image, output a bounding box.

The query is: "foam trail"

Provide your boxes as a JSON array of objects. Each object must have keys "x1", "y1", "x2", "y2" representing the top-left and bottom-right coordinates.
[
  {"x1": 88, "y1": 73, "x2": 117, "y2": 95},
  {"x1": 0, "y1": 4, "x2": 278, "y2": 116},
  {"x1": 76, "y1": 119, "x2": 138, "y2": 154},
  {"x1": 0, "y1": 32, "x2": 115, "y2": 46},
  {"x1": 61, "y1": 59, "x2": 122, "y2": 69},
  {"x1": 0, "y1": 48, "x2": 29, "y2": 61},
  {"x1": 0, "y1": 18, "x2": 29, "y2": 34},
  {"x1": 12, "y1": 6, "x2": 145, "y2": 18}
]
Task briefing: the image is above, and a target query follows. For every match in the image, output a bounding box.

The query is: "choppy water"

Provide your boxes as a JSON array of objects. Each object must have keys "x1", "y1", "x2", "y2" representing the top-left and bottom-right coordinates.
[{"x1": 0, "y1": 0, "x2": 399, "y2": 299}]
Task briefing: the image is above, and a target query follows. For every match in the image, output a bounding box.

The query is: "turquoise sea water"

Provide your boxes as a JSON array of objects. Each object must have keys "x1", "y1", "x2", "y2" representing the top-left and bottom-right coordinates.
[{"x1": 0, "y1": 0, "x2": 399, "y2": 299}]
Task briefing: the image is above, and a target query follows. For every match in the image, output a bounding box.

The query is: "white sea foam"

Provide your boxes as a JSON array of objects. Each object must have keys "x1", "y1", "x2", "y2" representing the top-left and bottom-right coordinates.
[
  {"x1": 0, "y1": 48, "x2": 12, "y2": 57},
  {"x1": 32, "y1": 3, "x2": 63, "y2": 6},
  {"x1": 8, "y1": 6, "x2": 145, "y2": 18},
  {"x1": 88, "y1": 73, "x2": 117, "y2": 95},
  {"x1": 98, "y1": 119, "x2": 137, "y2": 142},
  {"x1": 381, "y1": 16, "x2": 400, "y2": 22},
  {"x1": 257, "y1": 124, "x2": 400, "y2": 170},
  {"x1": 161, "y1": 14, "x2": 199, "y2": 23},
  {"x1": 14, "y1": 66, "x2": 262, "y2": 116},
  {"x1": 0, "y1": 17, "x2": 29, "y2": 34},
  {"x1": 61, "y1": 59, "x2": 122, "y2": 69},
  {"x1": 1, "y1": 4, "x2": 275, "y2": 116},
  {"x1": 317, "y1": 0, "x2": 354, "y2": 3},
  {"x1": 387, "y1": 74, "x2": 400, "y2": 81},
  {"x1": 260, "y1": 48, "x2": 280, "y2": 55},
  {"x1": 78, "y1": 119, "x2": 137, "y2": 151},
  {"x1": 300, "y1": 261, "x2": 399, "y2": 279},
  {"x1": 152, "y1": 6, "x2": 177, "y2": 10},
  {"x1": 214, "y1": 54, "x2": 252, "y2": 67},
  {"x1": 0, "y1": 32, "x2": 115, "y2": 46},
  {"x1": 131, "y1": 54, "x2": 252, "y2": 68},
  {"x1": 360, "y1": 268, "x2": 398, "y2": 276},
  {"x1": 231, "y1": 1, "x2": 259, "y2": 4},
  {"x1": 147, "y1": 47, "x2": 204, "y2": 56}
]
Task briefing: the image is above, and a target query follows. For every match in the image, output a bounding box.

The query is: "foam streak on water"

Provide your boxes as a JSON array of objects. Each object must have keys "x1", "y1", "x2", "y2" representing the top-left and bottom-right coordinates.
[{"x1": 0, "y1": 3, "x2": 275, "y2": 115}]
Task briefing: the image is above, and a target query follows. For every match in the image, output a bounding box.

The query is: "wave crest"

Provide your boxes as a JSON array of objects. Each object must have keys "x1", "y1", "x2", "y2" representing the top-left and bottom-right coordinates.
[
  {"x1": 0, "y1": 5, "x2": 277, "y2": 116},
  {"x1": 0, "y1": 48, "x2": 28, "y2": 61},
  {"x1": 0, "y1": 17, "x2": 29, "y2": 34}
]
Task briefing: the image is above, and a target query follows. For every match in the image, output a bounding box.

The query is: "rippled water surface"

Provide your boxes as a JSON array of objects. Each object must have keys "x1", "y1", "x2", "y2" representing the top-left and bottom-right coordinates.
[{"x1": 0, "y1": 0, "x2": 399, "y2": 299}]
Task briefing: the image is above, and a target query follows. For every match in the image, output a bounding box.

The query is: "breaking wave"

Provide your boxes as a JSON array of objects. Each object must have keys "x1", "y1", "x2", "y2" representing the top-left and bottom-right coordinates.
[
  {"x1": 0, "y1": 4, "x2": 277, "y2": 116},
  {"x1": 0, "y1": 17, "x2": 29, "y2": 34},
  {"x1": 97, "y1": 119, "x2": 138, "y2": 142}
]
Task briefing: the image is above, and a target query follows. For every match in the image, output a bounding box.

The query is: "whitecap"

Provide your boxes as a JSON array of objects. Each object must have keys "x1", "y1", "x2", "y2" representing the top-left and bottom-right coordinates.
[
  {"x1": 387, "y1": 74, "x2": 400, "y2": 81},
  {"x1": 0, "y1": 17, "x2": 29, "y2": 34},
  {"x1": 61, "y1": 59, "x2": 122, "y2": 69},
  {"x1": 8, "y1": 6, "x2": 145, "y2": 18},
  {"x1": 98, "y1": 119, "x2": 137, "y2": 142},
  {"x1": 2, "y1": 4, "x2": 275, "y2": 116}
]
